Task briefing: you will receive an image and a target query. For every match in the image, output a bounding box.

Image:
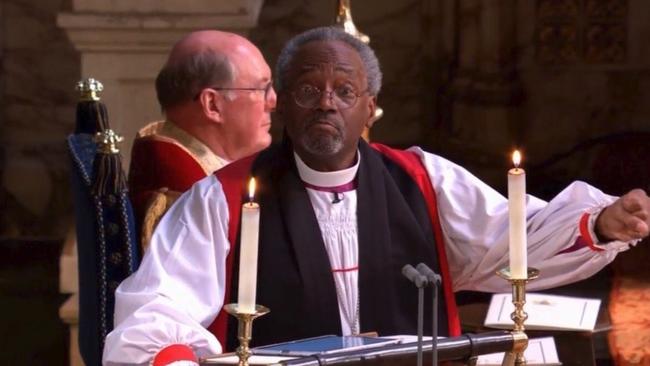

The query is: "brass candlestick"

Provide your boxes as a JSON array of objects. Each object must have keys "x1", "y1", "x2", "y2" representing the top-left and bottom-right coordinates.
[
  {"x1": 335, "y1": 0, "x2": 369, "y2": 43},
  {"x1": 223, "y1": 304, "x2": 270, "y2": 366},
  {"x1": 496, "y1": 267, "x2": 539, "y2": 366}
]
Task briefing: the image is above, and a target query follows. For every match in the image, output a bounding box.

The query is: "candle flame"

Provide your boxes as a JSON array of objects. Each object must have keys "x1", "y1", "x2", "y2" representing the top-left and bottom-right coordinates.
[
  {"x1": 248, "y1": 177, "x2": 256, "y2": 202},
  {"x1": 512, "y1": 150, "x2": 522, "y2": 168}
]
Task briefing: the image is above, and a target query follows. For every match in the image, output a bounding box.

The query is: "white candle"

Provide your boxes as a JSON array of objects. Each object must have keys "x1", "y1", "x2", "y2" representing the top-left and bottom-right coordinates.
[
  {"x1": 508, "y1": 150, "x2": 528, "y2": 279},
  {"x1": 238, "y1": 178, "x2": 260, "y2": 313}
]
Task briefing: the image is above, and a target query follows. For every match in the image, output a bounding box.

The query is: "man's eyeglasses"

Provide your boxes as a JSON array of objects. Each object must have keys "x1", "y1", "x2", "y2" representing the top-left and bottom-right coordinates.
[
  {"x1": 194, "y1": 80, "x2": 274, "y2": 101},
  {"x1": 292, "y1": 84, "x2": 367, "y2": 109}
]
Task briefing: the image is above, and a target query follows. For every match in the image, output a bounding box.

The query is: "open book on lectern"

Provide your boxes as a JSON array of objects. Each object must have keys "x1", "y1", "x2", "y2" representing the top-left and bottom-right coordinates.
[
  {"x1": 484, "y1": 293, "x2": 601, "y2": 331},
  {"x1": 252, "y1": 335, "x2": 400, "y2": 356},
  {"x1": 202, "y1": 335, "x2": 399, "y2": 364}
]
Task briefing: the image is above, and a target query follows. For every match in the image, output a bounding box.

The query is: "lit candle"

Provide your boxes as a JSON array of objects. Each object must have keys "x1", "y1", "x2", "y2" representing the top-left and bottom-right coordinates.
[
  {"x1": 238, "y1": 178, "x2": 260, "y2": 313},
  {"x1": 508, "y1": 150, "x2": 528, "y2": 279}
]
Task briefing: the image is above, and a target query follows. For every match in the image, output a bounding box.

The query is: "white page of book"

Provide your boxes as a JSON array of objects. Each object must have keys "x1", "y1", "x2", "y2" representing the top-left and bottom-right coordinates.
[{"x1": 484, "y1": 293, "x2": 601, "y2": 331}]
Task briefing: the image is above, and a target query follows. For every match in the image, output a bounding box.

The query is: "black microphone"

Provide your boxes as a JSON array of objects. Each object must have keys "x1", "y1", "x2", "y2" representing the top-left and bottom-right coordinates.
[
  {"x1": 416, "y1": 263, "x2": 440, "y2": 366},
  {"x1": 331, "y1": 192, "x2": 343, "y2": 204},
  {"x1": 402, "y1": 264, "x2": 428, "y2": 366}
]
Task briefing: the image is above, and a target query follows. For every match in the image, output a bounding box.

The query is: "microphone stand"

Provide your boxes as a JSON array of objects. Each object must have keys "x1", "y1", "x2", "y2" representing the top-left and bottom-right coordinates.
[
  {"x1": 416, "y1": 263, "x2": 442, "y2": 366},
  {"x1": 402, "y1": 264, "x2": 428, "y2": 366}
]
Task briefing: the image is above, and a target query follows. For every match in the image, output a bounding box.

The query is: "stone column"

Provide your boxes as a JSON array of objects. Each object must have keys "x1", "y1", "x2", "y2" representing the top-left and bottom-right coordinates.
[{"x1": 57, "y1": 0, "x2": 265, "y2": 168}]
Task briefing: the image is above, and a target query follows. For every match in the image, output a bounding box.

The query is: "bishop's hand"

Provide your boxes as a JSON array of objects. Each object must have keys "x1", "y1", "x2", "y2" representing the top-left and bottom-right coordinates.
[{"x1": 596, "y1": 188, "x2": 650, "y2": 242}]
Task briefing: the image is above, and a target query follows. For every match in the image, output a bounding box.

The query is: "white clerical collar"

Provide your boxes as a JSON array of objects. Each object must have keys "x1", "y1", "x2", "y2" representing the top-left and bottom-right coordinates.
[{"x1": 294, "y1": 151, "x2": 360, "y2": 188}]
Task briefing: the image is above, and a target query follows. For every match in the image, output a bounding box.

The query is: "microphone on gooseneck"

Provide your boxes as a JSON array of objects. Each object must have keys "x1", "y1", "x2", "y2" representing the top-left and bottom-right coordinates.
[
  {"x1": 402, "y1": 264, "x2": 428, "y2": 366},
  {"x1": 402, "y1": 264, "x2": 427, "y2": 288},
  {"x1": 416, "y1": 263, "x2": 441, "y2": 366},
  {"x1": 416, "y1": 263, "x2": 441, "y2": 287}
]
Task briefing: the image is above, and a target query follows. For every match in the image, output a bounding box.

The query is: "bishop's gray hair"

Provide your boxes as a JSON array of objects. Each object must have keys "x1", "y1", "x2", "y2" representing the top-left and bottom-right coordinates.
[
  {"x1": 275, "y1": 26, "x2": 382, "y2": 96},
  {"x1": 156, "y1": 50, "x2": 237, "y2": 110}
]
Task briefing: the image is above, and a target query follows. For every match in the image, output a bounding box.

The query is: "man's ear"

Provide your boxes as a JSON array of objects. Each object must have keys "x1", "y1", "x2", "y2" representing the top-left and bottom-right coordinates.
[
  {"x1": 365, "y1": 95, "x2": 378, "y2": 129},
  {"x1": 199, "y1": 89, "x2": 225, "y2": 124}
]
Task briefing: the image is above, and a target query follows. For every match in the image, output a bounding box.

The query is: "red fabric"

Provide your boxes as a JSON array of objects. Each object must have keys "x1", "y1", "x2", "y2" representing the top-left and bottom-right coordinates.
[
  {"x1": 371, "y1": 143, "x2": 462, "y2": 337},
  {"x1": 579, "y1": 212, "x2": 604, "y2": 252},
  {"x1": 556, "y1": 236, "x2": 589, "y2": 254},
  {"x1": 207, "y1": 154, "x2": 257, "y2": 348},
  {"x1": 128, "y1": 137, "x2": 207, "y2": 226},
  {"x1": 208, "y1": 145, "x2": 462, "y2": 340},
  {"x1": 152, "y1": 344, "x2": 197, "y2": 366}
]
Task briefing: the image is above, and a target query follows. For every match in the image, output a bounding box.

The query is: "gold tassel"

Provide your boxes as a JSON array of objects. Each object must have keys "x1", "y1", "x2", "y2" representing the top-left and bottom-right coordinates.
[
  {"x1": 140, "y1": 188, "x2": 180, "y2": 253},
  {"x1": 92, "y1": 129, "x2": 128, "y2": 196},
  {"x1": 77, "y1": 77, "x2": 128, "y2": 196}
]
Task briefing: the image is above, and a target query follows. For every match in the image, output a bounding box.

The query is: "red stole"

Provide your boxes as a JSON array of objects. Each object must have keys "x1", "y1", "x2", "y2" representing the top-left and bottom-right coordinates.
[
  {"x1": 208, "y1": 144, "x2": 461, "y2": 348},
  {"x1": 371, "y1": 143, "x2": 461, "y2": 336},
  {"x1": 129, "y1": 137, "x2": 207, "y2": 225}
]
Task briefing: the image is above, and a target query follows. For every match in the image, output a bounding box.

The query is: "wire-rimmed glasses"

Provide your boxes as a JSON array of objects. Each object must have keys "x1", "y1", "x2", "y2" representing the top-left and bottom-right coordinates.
[
  {"x1": 292, "y1": 84, "x2": 367, "y2": 109},
  {"x1": 194, "y1": 80, "x2": 274, "y2": 101}
]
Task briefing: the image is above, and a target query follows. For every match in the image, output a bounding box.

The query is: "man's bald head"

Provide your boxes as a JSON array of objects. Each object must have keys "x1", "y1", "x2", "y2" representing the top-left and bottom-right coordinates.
[
  {"x1": 155, "y1": 30, "x2": 263, "y2": 111},
  {"x1": 167, "y1": 30, "x2": 255, "y2": 66},
  {"x1": 153, "y1": 30, "x2": 275, "y2": 162}
]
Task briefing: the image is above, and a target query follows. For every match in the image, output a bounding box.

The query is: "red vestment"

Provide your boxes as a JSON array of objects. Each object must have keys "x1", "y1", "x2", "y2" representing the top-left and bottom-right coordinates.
[{"x1": 128, "y1": 121, "x2": 226, "y2": 225}]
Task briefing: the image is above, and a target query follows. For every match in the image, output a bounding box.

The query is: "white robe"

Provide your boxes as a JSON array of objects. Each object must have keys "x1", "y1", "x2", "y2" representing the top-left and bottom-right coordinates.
[{"x1": 103, "y1": 147, "x2": 634, "y2": 365}]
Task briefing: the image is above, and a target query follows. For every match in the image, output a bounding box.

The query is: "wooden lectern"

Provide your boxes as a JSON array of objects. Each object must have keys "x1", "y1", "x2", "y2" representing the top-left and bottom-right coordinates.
[{"x1": 202, "y1": 331, "x2": 518, "y2": 365}]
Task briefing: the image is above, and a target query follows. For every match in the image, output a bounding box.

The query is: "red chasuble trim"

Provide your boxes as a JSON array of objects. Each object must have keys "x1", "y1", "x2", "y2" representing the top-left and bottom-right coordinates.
[
  {"x1": 208, "y1": 154, "x2": 258, "y2": 347},
  {"x1": 332, "y1": 266, "x2": 359, "y2": 273},
  {"x1": 152, "y1": 344, "x2": 197, "y2": 366},
  {"x1": 579, "y1": 212, "x2": 604, "y2": 252},
  {"x1": 370, "y1": 143, "x2": 462, "y2": 337},
  {"x1": 129, "y1": 137, "x2": 208, "y2": 224}
]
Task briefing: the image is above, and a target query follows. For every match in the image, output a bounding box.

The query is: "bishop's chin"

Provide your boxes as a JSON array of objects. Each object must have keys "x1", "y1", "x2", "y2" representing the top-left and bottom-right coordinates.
[{"x1": 299, "y1": 133, "x2": 344, "y2": 157}]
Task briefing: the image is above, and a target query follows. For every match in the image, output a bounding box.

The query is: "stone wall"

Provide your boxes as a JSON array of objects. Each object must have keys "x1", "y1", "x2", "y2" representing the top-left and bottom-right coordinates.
[
  {"x1": 0, "y1": 0, "x2": 264, "y2": 238},
  {"x1": 252, "y1": 0, "x2": 650, "y2": 196},
  {"x1": 517, "y1": 0, "x2": 650, "y2": 197},
  {"x1": 0, "y1": 0, "x2": 79, "y2": 238},
  {"x1": 1, "y1": 0, "x2": 649, "y2": 238},
  {"x1": 250, "y1": 0, "x2": 446, "y2": 148}
]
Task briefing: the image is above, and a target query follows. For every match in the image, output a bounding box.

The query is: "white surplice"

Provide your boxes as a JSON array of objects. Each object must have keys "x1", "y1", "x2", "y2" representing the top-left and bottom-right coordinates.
[{"x1": 103, "y1": 147, "x2": 636, "y2": 365}]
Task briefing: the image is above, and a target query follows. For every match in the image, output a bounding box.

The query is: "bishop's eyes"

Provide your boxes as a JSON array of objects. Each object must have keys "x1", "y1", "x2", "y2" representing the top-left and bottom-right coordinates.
[
  {"x1": 335, "y1": 85, "x2": 357, "y2": 99},
  {"x1": 294, "y1": 84, "x2": 359, "y2": 99},
  {"x1": 296, "y1": 84, "x2": 320, "y2": 98},
  {"x1": 291, "y1": 82, "x2": 363, "y2": 109}
]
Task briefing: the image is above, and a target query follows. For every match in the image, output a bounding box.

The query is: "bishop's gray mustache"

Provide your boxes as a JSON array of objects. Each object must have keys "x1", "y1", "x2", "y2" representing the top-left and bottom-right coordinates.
[{"x1": 305, "y1": 113, "x2": 343, "y2": 129}]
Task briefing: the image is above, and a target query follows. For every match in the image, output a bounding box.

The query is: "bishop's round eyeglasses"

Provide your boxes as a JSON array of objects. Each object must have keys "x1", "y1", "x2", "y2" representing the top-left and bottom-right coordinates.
[
  {"x1": 194, "y1": 80, "x2": 274, "y2": 101},
  {"x1": 292, "y1": 84, "x2": 367, "y2": 109}
]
